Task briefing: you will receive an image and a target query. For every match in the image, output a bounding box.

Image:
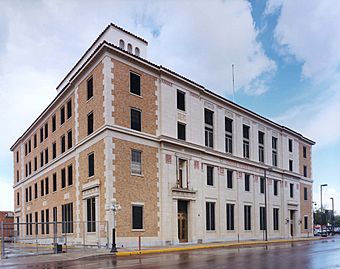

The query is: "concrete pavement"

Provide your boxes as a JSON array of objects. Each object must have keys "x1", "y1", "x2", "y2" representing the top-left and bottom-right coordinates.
[{"x1": 0, "y1": 237, "x2": 322, "y2": 267}]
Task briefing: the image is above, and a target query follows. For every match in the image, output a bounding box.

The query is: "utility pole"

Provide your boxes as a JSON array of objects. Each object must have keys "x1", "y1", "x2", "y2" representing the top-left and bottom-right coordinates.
[
  {"x1": 330, "y1": 197, "x2": 334, "y2": 235},
  {"x1": 320, "y1": 184, "x2": 328, "y2": 234}
]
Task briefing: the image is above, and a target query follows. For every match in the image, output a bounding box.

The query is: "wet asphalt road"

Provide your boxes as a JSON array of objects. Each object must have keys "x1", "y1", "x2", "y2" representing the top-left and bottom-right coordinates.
[{"x1": 4, "y1": 238, "x2": 340, "y2": 269}]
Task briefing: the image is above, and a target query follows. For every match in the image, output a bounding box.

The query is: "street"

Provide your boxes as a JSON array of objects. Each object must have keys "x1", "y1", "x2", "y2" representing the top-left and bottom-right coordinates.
[{"x1": 2, "y1": 237, "x2": 340, "y2": 269}]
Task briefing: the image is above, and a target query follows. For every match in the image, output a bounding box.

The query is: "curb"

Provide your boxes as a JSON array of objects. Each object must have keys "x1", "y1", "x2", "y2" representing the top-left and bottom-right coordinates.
[{"x1": 116, "y1": 237, "x2": 321, "y2": 257}]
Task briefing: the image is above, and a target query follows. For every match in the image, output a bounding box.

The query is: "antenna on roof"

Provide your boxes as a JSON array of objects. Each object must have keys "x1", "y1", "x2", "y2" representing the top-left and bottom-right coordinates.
[{"x1": 232, "y1": 64, "x2": 235, "y2": 102}]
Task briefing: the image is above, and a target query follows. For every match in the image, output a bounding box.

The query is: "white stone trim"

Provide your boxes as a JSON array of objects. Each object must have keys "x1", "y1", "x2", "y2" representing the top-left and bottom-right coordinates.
[{"x1": 102, "y1": 56, "x2": 114, "y2": 126}]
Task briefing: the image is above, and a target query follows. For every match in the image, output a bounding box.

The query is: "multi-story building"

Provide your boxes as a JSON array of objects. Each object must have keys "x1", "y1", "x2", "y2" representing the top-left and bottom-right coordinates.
[{"x1": 11, "y1": 23, "x2": 315, "y2": 248}]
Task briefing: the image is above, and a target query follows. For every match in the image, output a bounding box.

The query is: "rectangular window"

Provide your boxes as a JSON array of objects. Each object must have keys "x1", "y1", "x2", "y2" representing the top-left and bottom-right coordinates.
[
  {"x1": 290, "y1": 183, "x2": 294, "y2": 198},
  {"x1": 46, "y1": 209, "x2": 50, "y2": 235},
  {"x1": 260, "y1": 177, "x2": 265, "y2": 194},
  {"x1": 28, "y1": 140, "x2": 31, "y2": 153},
  {"x1": 16, "y1": 170, "x2": 19, "y2": 182},
  {"x1": 25, "y1": 188, "x2": 28, "y2": 202},
  {"x1": 131, "y1": 150, "x2": 142, "y2": 175},
  {"x1": 67, "y1": 99, "x2": 72, "y2": 119},
  {"x1": 206, "y1": 202, "x2": 215, "y2": 231},
  {"x1": 16, "y1": 151, "x2": 19, "y2": 163},
  {"x1": 67, "y1": 129, "x2": 72, "y2": 149},
  {"x1": 303, "y1": 165, "x2": 307, "y2": 177},
  {"x1": 88, "y1": 153, "x2": 94, "y2": 177},
  {"x1": 226, "y1": 203, "x2": 234, "y2": 230},
  {"x1": 35, "y1": 212, "x2": 38, "y2": 235},
  {"x1": 25, "y1": 164, "x2": 28, "y2": 177},
  {"x1": 40, "y1": 127, "x2": 43, "y2": 143},
  {"x1": 53, "y1": 207, "x2": 57, "y2": 223},
  {"x1": 303, "y1": 146, "x2": 307, "y2": 158},
  {"x1": 29, "y1": 186, "x2": 32, "y2": 201},
  {"x1": 245, "y1": 174, "x2": 250, "y2": 192},
  {"x1": 244, "y1": 205, "x2": 252, "y2": 230},
  {"x1": 40, "y1": 151, "x2": 44, "y2": 167},
  {"x1": 207, "y1": 166, "x2": 214, "y2": 186},
  {"x1": 34, "y1": 183, "x2": 37, "y2": 199},
  {"x1": 40, "y1": 180, "x2": 44, "y2": 197},
  {"x1": 68, "y1": 165, "x2": 73, "y2": 186},
  {"x1": 87, "y1": 77, "x2": 93, "y2": 100},
  {"x1": 16, "y1": 192, "x2": 19, "y2": 206},
  {"x1": 130, "y1": 72, "x2": 141, "y2": 96},
  {"x1": 177, "y1": 90, "x2": 185, "y2": 111},
  {"x1": 61, "y1": 168, "x2": 66, "y2": 189},
  {"x1": 289, "y1": 139, "x2": 293, "y2": 152},
  {"x1": 177, "y1": 159, "x2": 188, "y2": 189},
  {"x1": 61, "y1": 135, "x2": 66, "y2": 154},
  {"x1": 52, "y1": 142, "x2": 56, "y2": 159},
  {"x1": 34, "y1": 157, "x2": 37, "y2": 171},
  {"x1": 274, "y1": 180, "x2": 278, "y2": 196},
  {"x1": 87, "y1": 198, "x2": 96, "y2": 232},
  {"x1": 304, "y1": 216, "x2": 308, "y2": 230},
  {"x1": 26, "y1": 214, "x2": 28, "y2": 235},
  {"x1": 225, "y1": 117, "x2": 233, "y2": 154},
  {"x1": 258, "y1": 131, "x2": 264, "y2": 163},
  {"x1": 28, "y1": 161, "x2": 31, "y2": 175},
  {"x1": 53, "y1": 173, "x2": 57, "y2": 192},
  {"x1": 130, "y1": 108, "x2": 141, "y2": 131},
  {"x1": 177, "y1": 122, "x2": 186, "y2": 141},
  {"x1": 204, "y1": 109, "x2": 214, "y2": 148},
  {"x1": 28, "y1": 214, "x2": 32, "y2": 235},
  {"x1": 52, "y1": 114, "x2": 56, "y2": 132},
  {"x1": 45, "y1": 177, "x2": 49, "y2": 195},
  {"x1": 45, "y1": 148, "x2": 48, "y2": 164},
  {"x1": 41, "y1": 210, "x2": 45, "y2": 234},
  {"x1": 62, "y1": 203, "x2": 73, "y2": 234},
  {"x1": 304, "y1": 187, "x2": 308, "y2": 200},
  {"x1": 132, "y1": 205, "x2": 143, "y2": 230},
  {"x1": 87, "y1": 112, "x2": 94, "y2": 135},
  {"x1": 60, "y1": 106, "x2": 65, "y2": 125},
  {"x1": 25, "y1": 143, "x2": 27, "y2": 156},
  {"x1": 227, "y1": 170, "x2": 233, "y2": 189},
  {"x1": 272, "y1": 137, "x2": 278, "y2": 167},
  {"x1": 243, "y1": 125, "x2": 250, "y2": 158},
  {"x1": 34, "y1": 134, "x2": 37, "y2": 148},
  {"x1": 273, "y1": 208, "x2": 279, "y2": 230},
  {"x1": 260, "y1": 207, "x2": 266, "y2": 230},
  {"x1": 44, "y1": 123, "x2": 48, "y2": 139},
  {"x1": 289, "y1": 160, "x2": 293, "y2": 172}
]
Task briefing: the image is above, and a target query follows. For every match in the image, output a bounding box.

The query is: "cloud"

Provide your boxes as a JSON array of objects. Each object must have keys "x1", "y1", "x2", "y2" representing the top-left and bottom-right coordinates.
[
  {"x1": 0, "y1": 179, "x2": 13, "y2": 211},
  {"x1": 267, "y1": 0, "x2": 340, "y2": 149},
  {"x1": 0, "y1": 0, "x2": 276, "y2": 187},
  {"x1": 267, "y1": 0, "x2": 340, "y2": 81}
]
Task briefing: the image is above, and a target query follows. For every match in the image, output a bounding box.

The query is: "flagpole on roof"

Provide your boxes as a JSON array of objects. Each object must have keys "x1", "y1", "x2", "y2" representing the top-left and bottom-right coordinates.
[{"x1": 232, "y1": 64, "x2": 235, "y2": 102}]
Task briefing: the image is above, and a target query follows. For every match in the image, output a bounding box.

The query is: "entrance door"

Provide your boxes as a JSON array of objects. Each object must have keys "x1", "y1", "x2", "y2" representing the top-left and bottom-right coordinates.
[
  {"x1": 290, "y1": 210, "x2": 295, "y2": 237},
  {"x1": 178, "y1": 200, "x2": 188, "y2": 242}
]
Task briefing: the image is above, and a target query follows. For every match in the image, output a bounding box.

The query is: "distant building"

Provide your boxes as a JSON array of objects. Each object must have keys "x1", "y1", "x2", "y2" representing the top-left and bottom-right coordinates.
[
  {"x1": 11, "y1": 23, "x2": 315, "y2": 248},
  {"x1": 0, "y1": 211, "x2": 14, "y2": 238}
]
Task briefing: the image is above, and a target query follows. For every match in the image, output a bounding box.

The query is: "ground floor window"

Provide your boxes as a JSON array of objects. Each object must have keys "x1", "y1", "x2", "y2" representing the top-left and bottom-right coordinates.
[
  {"x1": 226, "y1": 203, "x2": 234, "y2": 230},
  {"x1": 273, "y1": 208, "x2": 279, "y2": 231},
  {"x1": 244, "y1": 205, "x2": 251, "y2": 230},
  {"x1": 304, "y1": 216, "x2": 308, "y2": 230},
  {"x1": 62, "y1": 203, "x2": 73, "y2": 233},
  {"x1": 206, "y1": 202, "x2": 215, "y2": 231},
  {"x1": 87, "y1": 198, "x2": 96, "y2": 232},
  {"x1": 260, "y1": 207, "x2": 266, "y2": 230},
  {"x1": 132, "y1": 205, "x2": 143, "y2": 230}
]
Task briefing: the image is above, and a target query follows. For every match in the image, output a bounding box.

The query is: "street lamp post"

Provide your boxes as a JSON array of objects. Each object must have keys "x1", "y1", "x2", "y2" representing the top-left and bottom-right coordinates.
[
  {"x1": 110, "y1": 202, "x2": 118, "y2": 253},
  {"x1": 320, "y1": 184, "x2": 328, "y2": 234},
  {"x1": 330, "y1": 197, "x2": 334, "y2": 235}
]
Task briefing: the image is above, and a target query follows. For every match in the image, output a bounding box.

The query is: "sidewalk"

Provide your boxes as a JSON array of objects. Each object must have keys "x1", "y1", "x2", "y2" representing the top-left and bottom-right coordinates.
[{"x1": 0, "y1": 237, "x2": 322, "y2": 267}]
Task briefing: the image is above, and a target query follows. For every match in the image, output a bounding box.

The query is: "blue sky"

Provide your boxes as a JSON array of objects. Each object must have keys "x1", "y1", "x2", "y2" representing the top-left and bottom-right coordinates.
[{"x1": 0, "y1": 0, "x2": 339, "y2": 212}]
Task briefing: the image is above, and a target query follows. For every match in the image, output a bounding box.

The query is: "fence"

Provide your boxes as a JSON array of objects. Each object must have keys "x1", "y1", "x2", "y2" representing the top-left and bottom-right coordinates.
[{"x1": 0, "y1": 221, "x2": 109, "y2": 258}]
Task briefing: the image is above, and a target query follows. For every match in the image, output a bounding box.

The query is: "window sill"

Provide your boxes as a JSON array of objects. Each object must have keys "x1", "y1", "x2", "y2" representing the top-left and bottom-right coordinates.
[
  {"x1": 131, "y1": 173, "x2": 143, "y2": 177},
  {"x1": 206, "y1": 230, "x2": 216, "y2": 233},
  {"x1": 130, "y1": 92, "x2": 143, "y2": 98},
  {"x1": 86, "y1": 96, "x2": 95, "y2": 103},
  {"x1": 132, "y1": 229, "x2": 145, "y2": 232}
]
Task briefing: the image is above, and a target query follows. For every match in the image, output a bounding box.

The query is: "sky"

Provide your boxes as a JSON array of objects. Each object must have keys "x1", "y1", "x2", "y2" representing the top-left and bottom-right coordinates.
[{"x1": 0, "y1": 0, "x2": 339, "y2": 213}]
